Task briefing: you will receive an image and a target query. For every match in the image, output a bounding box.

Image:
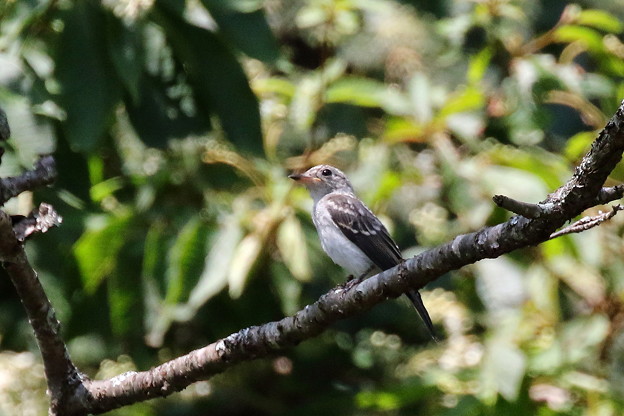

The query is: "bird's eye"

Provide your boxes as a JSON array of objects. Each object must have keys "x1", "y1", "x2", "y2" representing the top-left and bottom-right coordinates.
[{"x1": 321, "y1": 169, "x2": 333, "y2": 177}]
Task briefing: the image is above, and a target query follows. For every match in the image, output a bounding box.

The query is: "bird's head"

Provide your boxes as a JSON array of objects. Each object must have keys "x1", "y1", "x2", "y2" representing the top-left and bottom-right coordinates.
[{"x1": 289, "y1": 165, "x2": 354, "y2": 201}]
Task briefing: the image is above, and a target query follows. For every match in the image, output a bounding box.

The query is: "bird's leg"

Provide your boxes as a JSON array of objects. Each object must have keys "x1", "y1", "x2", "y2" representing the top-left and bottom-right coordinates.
[{"x1": 343, "y1": 265, "x2": 375, "y2": 290}]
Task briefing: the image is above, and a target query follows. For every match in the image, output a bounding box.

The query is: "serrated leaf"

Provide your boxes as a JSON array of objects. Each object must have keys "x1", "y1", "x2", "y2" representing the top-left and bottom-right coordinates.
[
  {"x1": 55, "y1": 2, "x2": 121, "y2": 152},
  {"x1": 153, "y1": 4, "x2": 264, "y2": 154},
  {"x1": 276, "y1": 214, "x2": 311, "y2": 282},
  {"x1": 165, "y1": 216, "x2": 210, "y2": 304},
  {"x1": 74, "y1": 214, "x2": 134, "y2": 293}
]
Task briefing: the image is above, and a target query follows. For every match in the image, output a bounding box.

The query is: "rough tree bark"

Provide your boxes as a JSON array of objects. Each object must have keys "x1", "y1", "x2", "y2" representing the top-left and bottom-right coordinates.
[{"x1": 1, "y1": 100, "x2": 624, "y2": 415}]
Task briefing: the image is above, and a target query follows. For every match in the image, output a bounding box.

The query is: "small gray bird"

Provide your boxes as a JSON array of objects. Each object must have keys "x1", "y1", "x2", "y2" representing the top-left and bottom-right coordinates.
[{"x1": 289, "y1": 164, "x2": 436, "y2": 340}]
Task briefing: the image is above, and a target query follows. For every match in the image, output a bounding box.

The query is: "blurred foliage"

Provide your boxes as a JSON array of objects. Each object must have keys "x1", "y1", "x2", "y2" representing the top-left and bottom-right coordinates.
[{"x1": 1, "y1": 0, "x2": 624, "y2": 414}]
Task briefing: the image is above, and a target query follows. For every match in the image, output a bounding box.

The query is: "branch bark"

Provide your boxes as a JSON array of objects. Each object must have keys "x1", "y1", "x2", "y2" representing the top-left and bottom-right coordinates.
[
  {"x1": 0, "y1": 155, "x2": 57, "y2": 205},
  {"x1": 2, "y1": 100, "x2": 624, "y2": 415}
]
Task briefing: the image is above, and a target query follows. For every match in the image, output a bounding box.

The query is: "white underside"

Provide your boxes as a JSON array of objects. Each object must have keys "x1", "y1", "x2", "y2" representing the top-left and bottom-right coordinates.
[{"x1": 313, "y1": 196, "x2": 374, "y2": 276}]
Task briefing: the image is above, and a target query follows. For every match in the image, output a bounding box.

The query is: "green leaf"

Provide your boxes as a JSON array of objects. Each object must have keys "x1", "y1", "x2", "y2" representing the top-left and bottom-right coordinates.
[
  {"x1": 187, "y1": 213, "x2": 243, "y2": 309},
  {"x1": 90, "y1": 177, "x2": 124, "y2": 202},
  {"x1": 228, "y1": 233, "x2": 263, "y2": 298},
  {"x1": 576, "y1": 9, "x2": 623, "y2": 33},
  {"x1": 481, "y1": 339, "x2": 527, "y2": 401},
  {"x1": 107, "y1": 249, "x2": 143, "y2": 337},
  {"x1": 200, "y1": 0, "x2": 280, "y2": 63},
  {"x1": 105, "y1": 14, "x2": 144, "y2": 103},
  {"x1": 55, "y1": 2, "x2": 121, "y2": 152},
  {"x1": 437, "y1": 86, "x2": 485, "y2": 119},
  {"x1": 165, "y1": 216, "x2": 210, "y2": 304},
  {"x1": 326, "y1": 77, "x2": 410, "y2": 114},
  {"x1": 564, "y1": 131, "x2": 595, "y2": 161},
  {"x1": 153, "y1": 3, "x2": 264, "y2": 155},
  {"x1": 553, "y1": 25, "x2": 605, "y2": 53},
  {"x1": 467, "y1": 47, "x2": 493, "y2": 84},
  {"x1": 74, "y1": 214, "x2": 134, "y2": 293},
  {"x1": 142, "y1": 221, "x2": 168, "y2": 295},
  {"x1": 253, "y1": 77, "x2": 296, "y2": 98},
  {"x1": 125, "y1": 73, "x2": 211, "y2": 148},
  {"x1": 276, "y1": 214, "x2": 312, "y2": 282}
]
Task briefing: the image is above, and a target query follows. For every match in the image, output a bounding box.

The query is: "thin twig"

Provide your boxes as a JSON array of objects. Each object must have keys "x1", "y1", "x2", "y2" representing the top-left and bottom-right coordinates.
[
  {"x1": 492, "y1": 194, "x2": 555, "y2": 218},
  {"x1": 549, "y1": 205, "x2": 624, "y2": 239}
]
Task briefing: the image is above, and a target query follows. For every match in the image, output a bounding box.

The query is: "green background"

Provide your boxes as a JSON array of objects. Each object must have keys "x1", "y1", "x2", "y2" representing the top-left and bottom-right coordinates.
[{"x1": 1, "y1": 0, "x2": 624, "y2": 414}]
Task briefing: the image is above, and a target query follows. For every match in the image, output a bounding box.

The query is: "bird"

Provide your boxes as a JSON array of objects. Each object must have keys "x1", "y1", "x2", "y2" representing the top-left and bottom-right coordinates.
[{"x1": 289, "y1": 164, "x2": 437, "y2": 340}]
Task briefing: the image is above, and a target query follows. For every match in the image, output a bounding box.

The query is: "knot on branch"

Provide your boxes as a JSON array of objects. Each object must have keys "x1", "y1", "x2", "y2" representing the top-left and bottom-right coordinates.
[
  {"x1": 12, "y1": 203, "x2": 63, "y2": 241},
  {"x1": 492, "y1": 194, "x2": 556, "y2": 219}
]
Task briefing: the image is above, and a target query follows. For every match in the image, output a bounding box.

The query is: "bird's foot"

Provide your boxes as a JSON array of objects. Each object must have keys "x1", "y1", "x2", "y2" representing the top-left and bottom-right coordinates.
[{"x1": 343, "y1": 275, "x2": 364, "y2": 290}]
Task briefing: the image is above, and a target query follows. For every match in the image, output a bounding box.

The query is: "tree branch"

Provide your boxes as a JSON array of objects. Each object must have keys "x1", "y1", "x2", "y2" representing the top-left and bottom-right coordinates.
[
  {"x1": 548, "y1": 205, "x2": 624, "y2": 239},
  {"x1": 0, "y1": 155, "x2": 57, "y2": 206},
  {"x1": 0, "y1": 210, "x2": 82, "y2": 416},
  {"x1": 12, "y1": 203, "x2": 64, "y2": 241},
  {"x1": 57, "y1": 100, "x2": 624, "y2": 414},
  {"x1": 3, "y1": 100, "x2": 624, "y2": 415}
]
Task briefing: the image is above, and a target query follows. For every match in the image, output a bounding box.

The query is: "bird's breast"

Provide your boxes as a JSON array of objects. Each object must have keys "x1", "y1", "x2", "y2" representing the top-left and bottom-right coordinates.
[{"x1": 313, "y1": 202, "x2": 374, "y2": 276}]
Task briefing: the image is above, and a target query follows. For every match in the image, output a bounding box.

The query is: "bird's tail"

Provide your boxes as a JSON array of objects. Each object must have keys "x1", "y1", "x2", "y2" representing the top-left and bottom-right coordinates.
[{"x1": 405, "y1": 290, "x2": 438, "y2": 342}]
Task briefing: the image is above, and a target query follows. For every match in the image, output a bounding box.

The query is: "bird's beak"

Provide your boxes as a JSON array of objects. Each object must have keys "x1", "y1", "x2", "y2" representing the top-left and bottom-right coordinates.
[{"x1": 288, "y1": 173, "x2": 319, "y2": 184}]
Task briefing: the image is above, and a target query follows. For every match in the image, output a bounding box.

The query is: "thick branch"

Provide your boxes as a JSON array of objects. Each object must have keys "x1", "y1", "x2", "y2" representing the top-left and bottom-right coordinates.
[
  {"x1": 0, "y1": 155, "x2": 57, "y2": 205},
  {"x1": 59, "y1": 100, "x2": 624, "y2": 415},
  {"x1": 0, "y1": 210, "x2": 83, "y2": 415}
]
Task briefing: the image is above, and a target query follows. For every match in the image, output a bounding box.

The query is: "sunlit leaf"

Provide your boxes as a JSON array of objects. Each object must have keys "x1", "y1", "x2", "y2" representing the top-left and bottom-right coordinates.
[
  {"x1": 467, "y1": 48, "x2": 493, "y2": 84},
  {"x1": 90, "y1": 177, "x2": 124, "y2": 202},
  {"x1": 252, "y1": 77, "x2": 296, "y2": 98},
  {"x1": 74, "y1": 213, "x2": 134, "y2": 293},
  {"x1": 382, "y1": 118, "x2": 425, "y2": 142},
  {"x1": 553, "y1": 25, "x2": 605, "y2": 53},
  {"x1": 481, "y1": 339, "x2": 527, "y2": 401},
  {"x1": 187, "y1": 213, "x2": 243, "y2": 309},
  {"x1": 276, "y1": 213, "x2": 312, "y2": 282},
  {"x1": 165, "y1": 216, "x2": 210, "y2": 304},
  {"x1": 228, "y1": 233, "x2": 263, "y2": 298},
  {"x1": 326, "y1": 77, "x2": 410, "y2": 115},
  {"x1": 437, "y1": 86, "x2": 485, "y2": 119},
  {"x1": 576, "y1": 9, "x2": 623, "y2": 34},
  {"x1": 564, "y1": 131, "x2": 596, "y2": 161}
]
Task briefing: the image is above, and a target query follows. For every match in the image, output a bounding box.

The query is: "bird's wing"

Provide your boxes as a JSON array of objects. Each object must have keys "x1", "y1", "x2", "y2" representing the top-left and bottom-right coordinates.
[
  {"x1": 325, "y1": 193, "x2": 402, "y2": 270},
  {"x1": 326, "y1": 193, "x2": 438, "y2": 340}
]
